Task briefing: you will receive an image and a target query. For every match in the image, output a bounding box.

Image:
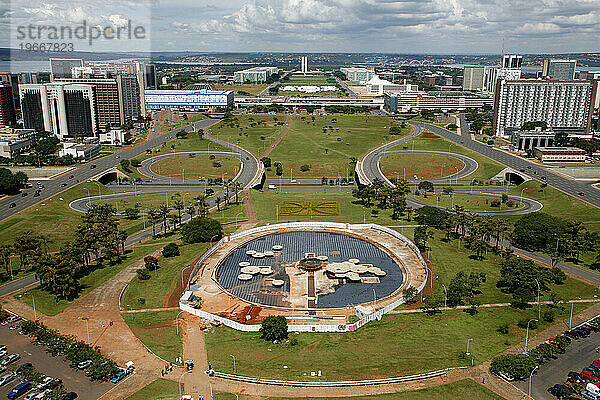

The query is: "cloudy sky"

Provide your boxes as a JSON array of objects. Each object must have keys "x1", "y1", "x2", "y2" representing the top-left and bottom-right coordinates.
[{"x1": 6, "y1": 0, "x2": 600, "y2": 53}]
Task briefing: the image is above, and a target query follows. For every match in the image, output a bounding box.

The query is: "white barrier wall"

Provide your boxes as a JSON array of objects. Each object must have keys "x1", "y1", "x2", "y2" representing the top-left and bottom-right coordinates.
[{"x1": 181, "y1": 222, "x2": 428, "y2": 333}]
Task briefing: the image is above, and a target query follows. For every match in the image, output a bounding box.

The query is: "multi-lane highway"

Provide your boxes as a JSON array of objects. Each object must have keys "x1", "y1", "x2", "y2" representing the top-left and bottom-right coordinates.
[{"x1": 0, "y1": 118, "x2": 221, "y2": 221}]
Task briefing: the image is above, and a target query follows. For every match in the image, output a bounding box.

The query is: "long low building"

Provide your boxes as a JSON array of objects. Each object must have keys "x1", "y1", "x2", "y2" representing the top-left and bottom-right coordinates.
[
  {"x1": 234, "y1": 96, "x2": 384, "y2": 108},
  {"x1": 145, "y1": 90, "x2": 234, "y2": 110},
  {"x1": 384, "y1": 91, "x2": 493, "y2": 112},
  {"x1": 533, "y1": 146, "x2": 587, "y2": 162}
]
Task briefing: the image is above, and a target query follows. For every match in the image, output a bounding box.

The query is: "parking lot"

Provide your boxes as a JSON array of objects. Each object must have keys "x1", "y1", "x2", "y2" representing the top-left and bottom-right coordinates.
[
  {"x1": 514, "y1": 323, "x2": 600, "y2": 399},
  {"x1": 0, "y1": 323, "x2": 111, "y2": 400}
]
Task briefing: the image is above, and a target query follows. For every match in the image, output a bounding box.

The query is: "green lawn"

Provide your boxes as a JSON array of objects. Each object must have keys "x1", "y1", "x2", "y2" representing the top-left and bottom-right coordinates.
[
  {"x1": 415, "y1": 227, "x2": 598, "y2": 305},
  {"x1": 266, "y1": 115, "x2": 411, "y2": 178},
  {"x1": 124, "y1": 310, "x2": 183, "y2": 365},
  {"x1": 123, "y1": 242, "x2": 209, "y2": 310},
  {"x1": 125, "y1": 378, "x2": 179, "y2": 400},
  {"x1": 241, "y1": 379, "x2": 502, "y2": 400},
  {"x1": 93, "y1": 192, "x2": 200, "y2": 212},
  {"x1": 150, "y1": 153, "x2": 241, "y2": 180},
  {"x1": 205, "y1": 304, "x2": 588, "y2": 381},
  {"x1": 407, "y1": 193, "x2": 522, "y2": 212},
  {"x1": 390, "y1": 133, "x2": 505, "y2": 180},
  {"x1": 283, "y1": 75, "x2": 333, "y2": 86},
  {"x1": 208, "y1": 114, "x2": 288, "y2": 157},
  {"x1": 0, "y1": 182, "x2": 113, "y2": 251},
  {"x1": 17, "y1": 244, "x2": 162, "y2": 316},
  {"x1": 213, "y1": 84, "x2": 267, "y2": 96},
  {"x1": 380, "y1": 153, "x2": 465, "y2": 180}
]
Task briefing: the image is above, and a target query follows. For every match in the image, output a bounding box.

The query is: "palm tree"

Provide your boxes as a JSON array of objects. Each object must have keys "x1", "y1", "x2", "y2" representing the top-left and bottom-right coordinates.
[
  {"x1": 159, "y1": 204, "x2": 169, "y2": 233},
  {"x1": 0, "y1": 245, "x2": 13, "y2": 275},
  {"x1": 148, "y1": 209, "x2": 160, "y2": 238},
  {"x1": 173, "y1": 199, "x2": 185, "y2": 224}
]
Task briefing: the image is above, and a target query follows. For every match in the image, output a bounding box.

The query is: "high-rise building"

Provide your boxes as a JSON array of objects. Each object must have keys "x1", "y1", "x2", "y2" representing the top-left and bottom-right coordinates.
[
  {"x1": 0, "y1": 83, "x2": 16, "y2": 126},
  {"x1": 300, "y1": 56, "x2": 308, "y2": 74},
  {"x1": 18, "y1": 72, "x2": 38, "y2": 85},
  {"x1": 463, "y1": 66, "x2": 496, "y2": 91},
  {"x1": 339, "y1": 67, "x2": 375, "y2": 83},
  {"x1": 0, "y1": 73, "x2": 20, "y2": 109},
  {"x1": 502, "y1": 55, "x2": 523, "y2": 69},
  {"x1": 542, "y1": 59, "x2": 577, "y2": 80},
  {"x1": 493, "y1": 79, "x2": 595, "y2": 137},
  {"x1": 49, "y1": 58, "x2": 84, "y2": 80},
  {"x1": 116, "y1": 75, "x2": 141, "y2": 122},
  {"x1": 19, "y1": 83, "x2": 98, "y2": 139},
  {"x1": 54, "y1": 78, "x2": 121, "y2": 128}
]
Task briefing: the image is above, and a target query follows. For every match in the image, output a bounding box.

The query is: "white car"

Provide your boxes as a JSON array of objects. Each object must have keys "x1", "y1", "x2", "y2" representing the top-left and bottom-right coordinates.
[
  {"x1": 77, "y1": 360, "x2": 92, "y2": 369},
  {"x1": 24, "y1": 392, "x2": 43, "y2": 400},
  {"x1": 268, "y1": 184, "x2": 276, "y2": 190},
  {"x1": 36, "y1": 377, "x2": 53, "y2": 390},
  {"x1": 1, "y1": 354, "x2": 20, "y2": 366},
  {"x1": 0, "y1": 350, "x2": 7, "y2": 358},
  {"x1": 0, "y1": 372, "x2": 14, "y2": 386}
]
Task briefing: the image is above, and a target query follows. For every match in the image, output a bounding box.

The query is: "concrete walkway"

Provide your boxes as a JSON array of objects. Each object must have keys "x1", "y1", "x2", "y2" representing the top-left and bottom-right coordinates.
[{"x1": 182, "y1": 315, "x2": 212, "y2": 399}]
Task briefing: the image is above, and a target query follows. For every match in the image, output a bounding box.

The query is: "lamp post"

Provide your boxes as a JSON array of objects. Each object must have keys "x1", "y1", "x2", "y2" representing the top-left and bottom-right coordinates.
[
  {"x1": 235, "y1": 211, "x2": 244, "y2": 228},
  {"x1": 230, "y1": 354, "x2": 236, "y2": 374},
  {"x1": 466, "y1": 338, "x2": 473, "y2": 356},
  {"x1": 520, "y1": 188, "x2": 527, "y2": 206},
  {"x1": 176, "y1": 310, "x2": 183, "y2": 335},
  {"x1": 181, "y1": 265, "x2": 192, "y2": 290},
  {"x1": 178, "y1": 370, "x2": 192, "y2": 400},
  {"x1": 424, "y1": 264, "x2": 433, "y2": 288},
  {"x1": 94, "y1": 181, "x2": 102, "y2": 200},
  {"x1": 78, "y1": 317, "x2": 90, "y2": 344},
  {"x1": 372, "y1": 288, "x2": 376, "y2": 306},
  {"x1": 524, "y1": 319, "x2": 538, "y2": 354},
  {"x1": 442, "y1": 284, "x2": 447, "y2": 312},
  {"x1": 534, "y1": 279, "x2": 541, "y2": 321},
  {"x1": 528, "y1": 365, "x2": 539, "y2": 400}
]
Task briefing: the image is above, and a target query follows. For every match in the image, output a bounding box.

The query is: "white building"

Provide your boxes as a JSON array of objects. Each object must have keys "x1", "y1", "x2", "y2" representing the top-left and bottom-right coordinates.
[
  {"x1": 301, "y1": 57, "x2": 308, "y2": 74},
  {"x1": 339, "y1": 68, "x2": 375, "y2": 83},
  {"x1": 385, "y1": 91, "x2": 493, "y2": 113},
  {"x1": 59, "y1": 142, "x2": 100, "y2": 160},
  {"x1": 493, "y1": 79, "x2": 595, "y2": 137},
  {"x1": 0, "y1": 128, "x2": 36, "y2": 159},
  {"x1": 145, "y1": 90, "x2": 234, "y2": 110},
  {"x1": 365, "y1": 75, "x2": 415, "y2": 95},
  {"x1": 533, "y1": 146, "x2": 586, "y2": 163},
  {"x1": 234, "y1": 67, "x2": 279, "y2": 84},
  {"x1": 99, "y1": 129, "x2": 130, "y2": 145}
]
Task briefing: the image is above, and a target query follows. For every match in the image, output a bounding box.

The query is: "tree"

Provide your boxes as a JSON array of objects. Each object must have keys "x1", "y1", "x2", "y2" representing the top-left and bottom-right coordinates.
[
  {"x1": 119, "y1": 159, "x2": 130, "y2": 171},
  {"x1": 521, "y1": 121, "x2": 548, "y2": 131},
  {"x1": 158, "y1": 204, "x2": 169, "y2": 233},
  {"x1": 512, "y1": 212, "x2": 566, "y2": 252},
  {"x1": 446, "y1": 271, "x2": 486, "y2": 307},
  {"x1": 0, "y1": 168, "x2": 29, "y2": 195},
  {"x1": 413, "y1": 225, "x2": 432, "y2": 251},
  {"x1": 418, "y1": 181, "x2": 434, "y2": 193},
  {"x1": 403, "y1": 286, "x2": 417, "y2": 303},
  {"x1": 0, "y1": 244, "x2": 13, "y2": 276},
  {"x1": 144, "y1": 255, "x2": 159, "y2": 271},
  {"x1": 490, "y1": 354, "x2": 539, "y2": 379},
  {"x1": 554, "y1": 131, "x2": 569, "y2": 147},
  {"x1": 124, "y1": 208, "x2": 139, "y2": 220},
  {"x1": 35, "y1": 136, "x2": 60, "y2": 157},
  {"x1": 260, "y1": 157, "x2": 272, "y2": 168},
  {"x1": 162, "y1": 243, "x2": 180, "y2": 257},
  {"x1": 180, "y1": 217, "x2": 223, "y2": 244},
  {"x1": 173, "y1": 198, "x2": 185, "y2": 224},
  {"x1": 260, "y1": 316, "x2": 288, "y2": 342},
  {"x1": 420, "y1": 294, "x2": 442, "y2": 315},
  {"x1": 148, "y1": 209, "x2": 160, "y2": 238}
]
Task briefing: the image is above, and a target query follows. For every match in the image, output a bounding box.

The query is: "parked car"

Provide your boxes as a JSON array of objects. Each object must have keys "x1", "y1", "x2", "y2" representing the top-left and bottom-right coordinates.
[
  {"x1": 8, "y1": 203, "x2": 15, "y2": 209},
  {"x1": 0, "y1": 373, "x2": 14, "y2": 386},
  {"x1": 1, "y1": 354, "x2": 20, "y2": 366},
  {"x1": 76, "y1": 360, "x2": 92, "y2": 370},
  {"x1": 582, "y1": 369, "x2": 600, "y2": 381},
  {"x1": 7, "y1": 381, "x2": 31, "y2": 399},
  {"x1": 23, "y1": 392, "x2": 42, "y2": 400},
  {"x1": 60, "y1": 392, "x2": 77, "y2": 400},
  {"x1": 569, "y1": 371, "x2": 585, "y2": 383},
  {"x1": 21, "y1": 193, "x2": 27, "y2": 197},
  {"x1": 0, "y1": 350, "x2": 7, "y2": 358},
  {"x1": 35, "y1": 377, "x2": 53, "y2": 390},
  {"x1": 15, "y1": 363, "x2": 32, "y2": 375},
  {"x1": 0, "y1": 345, "x2": 6, "y2": 352},
  {"x1": 90, "y1": 165, "x2": 96, "y2": 169},
  {"x1": 110, "y1": 368, "x2": 130, "y2": 383}
]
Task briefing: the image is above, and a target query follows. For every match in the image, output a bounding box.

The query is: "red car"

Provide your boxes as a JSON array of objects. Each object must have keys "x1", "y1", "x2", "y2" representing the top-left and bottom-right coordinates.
[
  {"x1": 582, "y1": 369, "x2": 599, "y2": 381},
  {"x1": 69, "y1": 175, "x2": 74, "y2": 179},
  {"x1": 593, "y1": 360, "x2": 600, "y2": 367}
]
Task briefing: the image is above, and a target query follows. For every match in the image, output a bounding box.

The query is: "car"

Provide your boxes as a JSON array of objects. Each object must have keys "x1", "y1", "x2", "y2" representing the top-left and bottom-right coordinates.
[
  {"x1": 90, "y1": 164, "x2": 96, "y2": 169},
  {"x1": 60, "y1": 183, "x2": 67, "y2": 187},
  {"x1": 519, "y1": 168, "x2": 525, "y2": 172},
  {"x1": 267, "y1": 184, "x2": 276, "y2": 190},
  {"x1": 60, "y1": 392, "x2": 77, "y2": 400},
  {"x1": 1, "y1": 354, "x2": 20, "y2": 366},
  {"x1": 35, "y1": 377, "x2": 53, "y2": 390},
  {"x1": 76, "y1": 360, "x2": 92, "y2": 370},
  {"x1": 21, "y1": 193, "x2": 27, "y2": 197},
  {"x1": 115, "y1": 155, "x2": 120, "y2": 159},
  {"x1": 16, "y1": 363, "x2": 32, "y2": 375},
  {"x1": 567, "y1": 371, "x2": 582, "y2": 383},
  {"x1": 0, "y1": 373, "x2": 14, "y2": 386},
  {"x1": 110, "y1": 369, "x2": 129, "y2": 383},
  {"x1": 582, "y1": 369, "x2": 600, "y2": 381},
  {"x1": 8, "y1": 203, "x2": 15, "y2": 209},
  {"x1": 497, "y1": 371, "x2": 514, "y2": 381},
  {"x1": 23, "y1": 392, "x2": 42, "y2": 400},
  {"x1": 0, "y1": 345, "x2": 6, "y2": 352},
  {"x1": 527, "y1": 166, "x2": 532, "y2": 169},
  {"x1": 7, "y1": 315, "x2": 21, "y2": 323},
  {"x1": 33, "y1": 192, "x2": 40, "y2": 197},
  {"x1": 0, "y1": 350, "x2": 6, "y2": 358},
  {"x1": 68, "y1": 175, "x2": 74, "y2": 179},
  {"x1": 7, "y1": 381, "x2": 31, "y2": 399},
  {"x1": 565, "y1": 330, "x2": 581, "y2": 339},
  {"x1": 580, "y1": 192, "x2": 585, "y2": 196}
]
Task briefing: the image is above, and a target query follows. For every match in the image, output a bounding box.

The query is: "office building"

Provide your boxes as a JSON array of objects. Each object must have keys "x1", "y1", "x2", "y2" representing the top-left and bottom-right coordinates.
[
  {"x1": 0, "y1": 84, "x2": 16, "y2": 126},
  {"x1": 99, "y1": 129, "x2": 130, "y2": 145},
  {"x1": 579, "y1": 71, "x2": 600, "y2": 110},
  {"x1": 543, "y1": 59, "x2": 577, "y2": 80},
  {"x1": 19, "y1": 83, "x2": 98, "y2": 139},
  {"x1": 493, "y1": 79, "x2": 595, "y2": 137},
  {"x1": 340, "y1": 68, "x2": 375, "y2": 83},
  {"x1": 502, "y1": 55, "x2": 523, "y2": 69},
  {"x1": 511, "y1": 128, "x2": 556, "y2": 151},
  {"x1": 18, "y1": 72, "x2": 38, "y2": 85},
  {"x1": 385, "y1": 90, "x2": 493, "y2": 113},
  {"x1": 234, "y1": 67, "x2": 279, "y2": 84},
  {"x1": 533, "y1": 146, "x2": 586, "y2": 163},
  {"x1": 365, "y1": 76, "x2": 416, "y2": 95},
  {"x1": 49, "y1": 58, "x2": 84, "y2": 79},
  {"x1": 55, "y1": 78, "x2": 121, "y2": 128},
  {"x1": 0, "y1": 128, "x2": 36, "y2": 159},
  {"x1": 145, "y1": 89, "x2": 234, "y2": 110},
  {"x1": 116, "y1": 75, "x2": 141, "y2": 122},
  {"x1": 0, "y1": 73, "x2": 20, "y2": 108},
  {"x1": 462, "y1": 66, "x2": 493, "y2": 91},
  {"x1": 59, "y1": 142, "x2": 100, "y2": 160},
  {"x1": 301, "y1": 57, "x2": 308, "y2": 74}
]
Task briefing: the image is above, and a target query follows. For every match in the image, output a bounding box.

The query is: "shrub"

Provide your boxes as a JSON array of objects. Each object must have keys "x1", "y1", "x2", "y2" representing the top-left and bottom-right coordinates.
[
  {"x1": 543, "y1": 310, "x2": 555, "y2": 323},
  {"x1": 490, "y1": 199, "x2": 501, "y2": 207},
  {"x1": 497, "y1": 323, "x2": 509, "y2": 334},
  {"x1": 137, "y1": 268, "x2": 151, "y2": 280},
  {"x1": 138, "y1": 298, "x2": 146, "y2": 305},
  {"x1": 517, "y1": 319, "x2": 538, "y2": 329},
  {"x1": 260, "y1": 316, "x2": 288, "y2": 342},
  {"x1": 162, "y1": 243, "x2": 180, "y2": 257},
  {"x1": 300, "y1": 164, "x2": 310, "y2": 172},
  {"x1": 180, "y1": 217, "x2": 222, "y2": 244}
]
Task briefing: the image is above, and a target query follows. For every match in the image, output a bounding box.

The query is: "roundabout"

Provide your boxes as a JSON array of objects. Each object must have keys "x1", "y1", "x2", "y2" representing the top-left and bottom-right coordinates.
[{"x1": 380, "y1": 150, "x2": 478, "y2": 182}]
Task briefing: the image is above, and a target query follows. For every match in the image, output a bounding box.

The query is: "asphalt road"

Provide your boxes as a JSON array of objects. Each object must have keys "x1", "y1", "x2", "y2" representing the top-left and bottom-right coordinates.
[
  {"x1": 414, "y1": 118, "x2": 600, "y2": 207},
  {"x1": 0, "y1": 323, "x2": 111, "y2": 400},
  {"x1": 0, "y1": 118, "x2": 221, "y2": 222},
  {"x1": 514, "y1": 322, "x2": 600, "y2": 400},
  {"x1": 0, "y1": 275, "x2": 38, "y2": 298}
]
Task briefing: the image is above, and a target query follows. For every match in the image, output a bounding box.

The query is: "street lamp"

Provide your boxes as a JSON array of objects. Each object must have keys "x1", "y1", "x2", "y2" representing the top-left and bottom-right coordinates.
[
  {"x1": 534, "y1": 279, "x2": 541, "y2": 321},
  {"x1": 93, "y1": 181, "x2": 102, "y2": 200},
  {"x1": 442, "y1": 284, "x2": 447, "y2": 312},
  {"x1": 528, "y1": 365, "x2": 539, "y2": 400},
  {"x1": 78, "y1": 316, "x2": 90, "y2": 344},
  {"x1": 181, "y1": 264, "x2": 192, "y2": 291},
  {"x1": 372, "y1": 288, "x2": 376, "y2": 307},
  {"x1": 235, "y1": 211, "x2": 244, "y2": 228},
  {"x1": 176, "y1": 310, "x2": 184, "y2": 335},
  {"x1": 520, "y1": 188, "x2": 527, "y2": 206},
  {"x1": 25, "y1": 292, "x2": 37, "y2": 322},
  {"x1": 230, "y1": 354, "x2": 237, "y2": 374},
  {"x1": 178, "y1": 370, "x2": 192, "y2": 400},
  {"x1": 424, "y1": 264, "x2": 433, "y2": 288},
  {"x1": 466, "y1": 338, "x2": 473, "y2": 356},
  {"x1": 524, "y1": 319, "x2": 538, "y2": 354}
]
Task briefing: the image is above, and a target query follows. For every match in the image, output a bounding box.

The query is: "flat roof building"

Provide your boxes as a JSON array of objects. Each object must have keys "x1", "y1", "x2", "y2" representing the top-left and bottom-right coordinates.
[
  {"x1": 533, "y1": 146, "x2": 586, "y2": 163},
  {"x1": 145, "y1": 89, "x2": 234, "y2": 110},
  {"x1": 340, "y1": 68, "x2": 375, "y2": 83},
  {"x1": 543, "y1": 59, "x2": 577, "y2": 81},
  {"x1": 234, "y1": 67, "x2": 279, "y2": 84}
]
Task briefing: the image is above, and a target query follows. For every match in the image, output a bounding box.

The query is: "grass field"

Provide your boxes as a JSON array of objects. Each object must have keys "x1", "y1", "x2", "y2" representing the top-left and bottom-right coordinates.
[
  {"x1": 93, "y1": 192, "x2": 199, "y2": 211},
  {"x1": 208, "y1": 114, "x2": 288, "y2": 157},
  {"x1": 161, "y1": 112, "x2": 207, "y2": 134},
  {"x1": 150, "y1": 153, "x2": 241, "y2": 180},
  {"x1": 124, "y1": 310, "x2": 182, "y2": 365},
  {"x1": 0, "y1": 182, "x2": 114, "y2": 251},
  {"x1": 283, "y1": 75, "x2": 333, "y2": 86},
  {"x1": 205, "y1": 304, "x2": 588, "y2": 380},
  {"x1": 390, "y1": 133, "x2": 504, "y2": 180},
  {"x1": 380, "y1": 153, "x2": 465, "y2": 180},
  {"x1": 266, "y1": 115, "x2": 411, "y2": 178},
  {"x1": 212, "y1": 84, "x2": 267, "y2": 96},
  {"x1": 407, "y1": 193, "x2": 522, "y2": 212},
  {"x1": 280, "y1": 89, "x2": 346, "y2": 97},
  {"x1": 123, "y1": 242, "x2": 209, "y2": 310},
  {"x1": 125, "y1": 378, "x2": 179, "y2": 400},
  {"x1": 18, "y1": 244, "x2": 162, "y2": 316}
]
